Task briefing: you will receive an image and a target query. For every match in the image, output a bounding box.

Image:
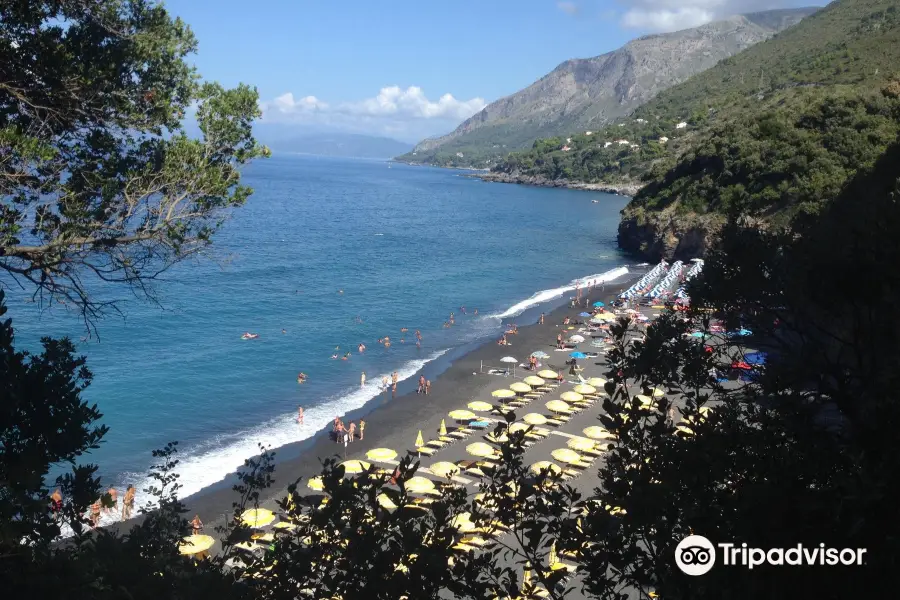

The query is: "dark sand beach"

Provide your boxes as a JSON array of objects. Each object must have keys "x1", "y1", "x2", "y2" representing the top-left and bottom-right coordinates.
[{"x1": 179, "y1": 276, "x2": 639, "y2": 536}]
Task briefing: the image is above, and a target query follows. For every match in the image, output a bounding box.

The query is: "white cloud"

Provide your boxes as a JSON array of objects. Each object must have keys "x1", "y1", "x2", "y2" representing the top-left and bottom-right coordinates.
[
  {"x1": 258, "y1": 86, "x2": 486, "y2": 141},
  {"x1": 557, "y1": 1, "x2": 580, "y2": 15},
  {"x1": 617, "y1": 1, "x2": 793, "y2": 33}
]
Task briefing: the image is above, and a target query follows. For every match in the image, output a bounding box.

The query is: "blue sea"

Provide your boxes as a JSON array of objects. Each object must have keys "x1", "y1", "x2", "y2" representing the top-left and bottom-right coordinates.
[{"x1": 6, "y1": 154, "x2": 630, "y2": 516}]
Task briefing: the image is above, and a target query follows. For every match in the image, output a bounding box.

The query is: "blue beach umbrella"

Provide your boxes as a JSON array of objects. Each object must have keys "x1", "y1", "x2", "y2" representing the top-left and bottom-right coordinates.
[
  {"x1": 570, "y1": 352, "x2": 587, "y2": 359},
  {"x1": 689, "y1": 331, "x2": 706, "y2": 338},
  {"x1": 726, "y1": 328, "x2": 752, "y2": 338},
  {"x1": 592, "y1": 301, "x2": 605, "y2": 307},
  {"x1": 579, "y1": 312, "x2": 591, "y2": 317},
  {"x1": 744, "y1": 352, "x2": 768, "y2": 365}
]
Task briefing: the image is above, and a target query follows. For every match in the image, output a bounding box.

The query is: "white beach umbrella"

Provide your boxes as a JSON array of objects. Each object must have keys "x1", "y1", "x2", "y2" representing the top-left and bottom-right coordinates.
[
  {"x1": 568, "y1": 335, "x2": 585, "y2": 343},
  {"x1": 500, "y1": 356, "x2": 517, "y2": 363}
]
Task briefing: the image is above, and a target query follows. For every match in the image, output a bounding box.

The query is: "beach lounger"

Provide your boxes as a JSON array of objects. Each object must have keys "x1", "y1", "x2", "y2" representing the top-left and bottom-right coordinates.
[
  {"x1": 427, "y1": 440, "x2": 448, "y2": 449},
  {"x1": 438, "y1": 436, "x2": 455, "y2": 443},
  {"x1": 546, "y1": 418, "x2": 565, "y2": 427},
  {"x1": 448, "y1": 431, "x2": 469, "y2": 439},
  {"x1": 416, "y1": 446, "x2": 436, "y2": 456}
]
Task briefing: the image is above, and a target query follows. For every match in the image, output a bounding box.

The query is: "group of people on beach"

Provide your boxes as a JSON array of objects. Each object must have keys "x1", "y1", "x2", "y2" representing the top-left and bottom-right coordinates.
[
  {"x1": 416, "y1": 375, "x2": 431, "y2": 395},
  {"x1": 332, "y1": 416, "x2": 365, "y2": 446},
  {"x1": 52, "y1": 484, "x2": 137, "y2": 528}
]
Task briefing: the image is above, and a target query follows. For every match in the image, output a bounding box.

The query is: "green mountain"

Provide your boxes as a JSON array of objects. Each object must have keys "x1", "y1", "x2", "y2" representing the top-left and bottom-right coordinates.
[
  {"x1": 489, "y1": 0, "x2": 900, "y2": 260},
  {"x1": 396, "y1": 8, "x2": 816, "y2": 169}
]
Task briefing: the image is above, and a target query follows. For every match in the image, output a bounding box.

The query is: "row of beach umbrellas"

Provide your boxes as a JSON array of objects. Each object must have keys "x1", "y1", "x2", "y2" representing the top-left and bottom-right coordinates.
[
  {"x1": 675, "y1": 259, "x2": 704, "y2": 301},
  {"x1": 647, "y1": 260, "x2": 684, "y2": 299}
]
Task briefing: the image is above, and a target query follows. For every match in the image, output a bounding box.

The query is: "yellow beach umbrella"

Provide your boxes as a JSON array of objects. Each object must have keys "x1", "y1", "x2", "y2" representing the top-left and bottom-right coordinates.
[
  {"x1": 523, "y1": 375, "x2": 545, "y2": 386},
  {"x1": 633, "y1": 394, "x2": 652, "y2": 405},
  {"x1": 492, "y1": 389, "x2": 515, "y2": 399},
  {"x1": 273, "y1": 521, "x2": 297, "y2": 531},
  {"x1": 415, "y1": 430, "x2": 424, "y2": 447},
  {"x1": 583, "y1": 426, "x2": 616, "y2": 440},
  {"x1": 560, "y1": 391, "x2": 584, "y2": 403},
  {"x1": 573, "y1": 384, "x2": 596, "y2": 395},
  {"x1": 486, "y1": 430, "x2": 509, "y2": 443},
  {"x1": 451, "y1": 512, "x2": 476, "y2": 532},
  {"x1": 440, "y1": 419, "x2": 447, "y2": 436},
  {"x1": 538, "y1": 370, "x2": 558, "y2": 379},
  {"x1": 241, "y1": 508, "x2": 275, "y2": 528},
  {"x1": 508, "y1": 422, "x2": 530, "y2": 433},
  {"x1": 468, "y1": 401, "x2": 493, "y2": 412},
  {"x1": 650, "y1": 387, "x2": 665, "y2": 397},
  {"x1": 449, "y1": 409, "x2": 477, "y2": 421},
  {"x1": 676, "y1": 425, "x2": 694, "y2": 436},
  {"x1": 377, "y1": 493, "x2": 398, "y2": 510},
  {"x1": 179, "y1": 534, "x2": 215, "y2": 555},
  {"x1": 551, "y1": 448, "x2": 582, "y2": 464},
  {"x1": 366, "y1": 448, "x2": 398, "y2": 461},
  {"x1": 523, "y1": 413, "x2": 548, "y2": 425},
  {"x1": 307, "y1": 476, "x2": 324, "y2": 491},
  {"x1": 546, "y1": 399, "x2": 572, "y2": 413},
  {"x1": 567, "y1": 437, "x2": 596, "y2": 451},
  {"x1": 340, "y1": 459, "x2": 371, "y2": 474},
  {"x1": 596, "y1": 313, "x2": 617, "y2": 322},
  {"x1": 509, "y1": 382, "x2": 531, "y2": 393},
  {"x1": 429, "y1": 461, "x2": 460, "y2": 478},
  {"x1": 467, "y1": 442, "x2": 495, "y2": 458},
  {"x1": 406, "y1": 476, "x2": 436, "y2": 494},
  {"x1": 549, "y1": 541, "x2": 559, "y2": 566},
  {"x1": 587, "y1": 377, "x2": 606, "y2": 387},
  {"x1": 530, "y1": 461, "x2": 562, "y2": 476}
]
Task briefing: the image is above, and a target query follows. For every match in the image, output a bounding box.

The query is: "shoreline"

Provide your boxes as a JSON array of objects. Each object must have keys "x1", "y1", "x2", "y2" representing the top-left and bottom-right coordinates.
[
  {"x1": 178, "y1": 274, "x2": 639, "y2": 535},
  {"x1": 472, "y1": 172, "x2": 644, "y2": 197}
]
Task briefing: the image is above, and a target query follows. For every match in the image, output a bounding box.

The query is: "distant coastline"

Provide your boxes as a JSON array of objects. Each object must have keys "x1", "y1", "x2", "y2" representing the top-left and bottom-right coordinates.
[{"x1": 472, "y1": 171, "x2": 644, "y2": 197}]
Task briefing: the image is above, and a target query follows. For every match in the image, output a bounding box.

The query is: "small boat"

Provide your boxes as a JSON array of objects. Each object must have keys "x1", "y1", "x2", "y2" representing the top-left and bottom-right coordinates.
[
  {"x1": 241, "y1": 332, "x2": 259, "y2": 340},
  {"x1": 592, "y1": 199, "x2": 600, "y2": 203}
]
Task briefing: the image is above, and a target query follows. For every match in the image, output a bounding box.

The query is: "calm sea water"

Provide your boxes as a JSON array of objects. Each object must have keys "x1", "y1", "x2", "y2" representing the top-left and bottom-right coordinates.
[{"x1": 7, "y1": 154, "x2": 629, "y2": 514}]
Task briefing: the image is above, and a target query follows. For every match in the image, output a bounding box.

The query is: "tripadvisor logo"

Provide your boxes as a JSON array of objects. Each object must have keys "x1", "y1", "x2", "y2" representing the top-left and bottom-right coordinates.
[{"x1": 675, "y1": 535, "x2": 867, "y2": 576}]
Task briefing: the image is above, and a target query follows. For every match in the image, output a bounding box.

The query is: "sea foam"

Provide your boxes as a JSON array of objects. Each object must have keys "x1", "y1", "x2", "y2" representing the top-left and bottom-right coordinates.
[{"x1": 490, "y1": 266, "x2": 629, "y2": 319}]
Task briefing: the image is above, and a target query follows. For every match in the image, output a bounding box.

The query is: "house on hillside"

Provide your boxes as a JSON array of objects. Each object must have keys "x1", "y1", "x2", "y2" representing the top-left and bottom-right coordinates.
[
  {"x1": 616, "y1": 139, "x2": 629, "y2": 145},
  {"x1": 618, "y1": 123, "x2": 625, "y2": 127},
  {"x1": 603, "y1": 141, "x2": 613, "y2": 148},
  {"x1": 566, "y1": 138, "x2": 571, "y2": 143},
  {"x1": 635, "y1": 118, "x2": 647, "y2": 124},
  {"x1": 585, "y1": 131, "x2": 593, "y2": 136},
  {"x1": 456, "y1": 152, "x2": 464, "y2": 158},
  {"x1": 659, "y1": 136, "x2": 669, "y2": 144},
  {"x1": 630, "y1": 144, "x2": 639, "y2": 150},
  {"x1": 676, "y1": 122, "x2": 687, "y2": 129},
  {"x1": 561, "y1": 145, "x2": 571, "y2": 152}
]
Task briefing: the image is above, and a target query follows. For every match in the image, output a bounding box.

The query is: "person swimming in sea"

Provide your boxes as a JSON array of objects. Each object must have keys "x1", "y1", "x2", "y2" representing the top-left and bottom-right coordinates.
[
  {"x1": 297, "y1": 406, "x2": 304, "y2": 424},
  {"x1": 358, "y1": 342, "x2": 366, "y2": 352},
  {"x1": 473, "y1": 308, "x2": 478, "y2": 315},
  {"x1": 342, "y1": 352, "x2": 351, "y2": 360},
  {"x1": 415, "y1": 329, "x2": 422, "y2": 341},
  {"x1": 331, "y1": 353, "x2": 339, "y2": 359},
  {"x1": 297, "y1": 372, "x2": 307, "y2": 384}
]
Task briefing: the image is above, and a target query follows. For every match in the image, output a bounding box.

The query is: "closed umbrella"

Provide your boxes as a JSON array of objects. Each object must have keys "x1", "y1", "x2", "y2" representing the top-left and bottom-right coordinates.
[
  {"x1": 509, "y1": 382, "x2": 531, "y2": 393},
  {"x1": 241, "y1": 508, "x2": 275, "y2": 528},
  {"x1": 573, "y1": 384, "x2": 596, "y2": 394},
  {"x1": 560, "y1": 391, "x2": 583, "y2": 403},
  {"x1": 340, "y1": 459, "x2": 371, "y2": 474},
  {"x1": 546, "y1": 399, "x2": 572, "y2": 413},
  {"x1": 530, "y1": 461, "x2": 562, "y2": 476},
  {"x1": 366, "y1": 448, "x2": 398, "y2": 461},
  {"x1": 523, "y1": 413, "x2": 547, "y2": 425},
  {"x1": 538, "y1": 369, "x2": 559, "y2": 379},
  {"x1": 415, "y1": 430, "x2": 424, "y2": 447},
  {"x1": 180, "y1": 534, "x2": 215, "y2": 555},
  {"x1": 523, "y1": 375, "x2": 545, "y2": 386},
  {"x1": 429, "y1": 462, "x2": 460, "y2": 478},
  {"x1": 492, "y1": 389, "x2": 515, "y2": 399},
  {"x1": 440, "y1": 419, "x2": 447, "y2": 436},
  {"x1": 467, "y1": 401, "x2": 493, "y2": 412},
  {"x1": 449, "y1": 409, "x2": 477, "y2": 420},
  {"x1": 467, "y1": 442, "x2": 495, "y2": 458},
  {"x1": 587, "y1": 377, "x2": 606, "y2": 387}
]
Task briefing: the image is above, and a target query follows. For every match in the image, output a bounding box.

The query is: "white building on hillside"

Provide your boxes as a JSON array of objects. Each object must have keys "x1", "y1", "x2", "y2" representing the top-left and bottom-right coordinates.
[
  {"x1": 676, "y1": 122, "x2": 687, "y2": 129},
  {"x1": 659, "y1": 136, "x2": 669, "y2": 144},
  {"x1": 616, "y1": 139, "x2": 629, "y2": 145},
  {"x1": 635, "y1": 118, "x2": 647, "y2": 124},
  {"x1": 603, "y1": 141, "x2": 613, "y2": 148},
  {"x1": 585, "y1": 131, "x2": 593, "y2": 136}
]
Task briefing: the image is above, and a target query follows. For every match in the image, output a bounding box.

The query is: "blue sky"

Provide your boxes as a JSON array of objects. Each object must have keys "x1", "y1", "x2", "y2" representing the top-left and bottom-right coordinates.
[{"x1": 167, "y1": 0, "x2": 821, "y2": 142}]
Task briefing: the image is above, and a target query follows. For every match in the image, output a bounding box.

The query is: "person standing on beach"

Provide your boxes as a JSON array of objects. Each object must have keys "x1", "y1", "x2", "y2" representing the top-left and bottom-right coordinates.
[
  {"x1": 415, "y1": 329, "x2": 422, "y2": 342},
  {"x1": 106, "y1": 486, "x2": 118, "y2": 515},
  {"x1": 382, "y1": 375, "x2": 390, "y2": 391},
  {"x1": 349, "y1": 421, "x2": 357, "y2": 441},
  {"x1": 359, "y1": 419, "x2": 366, "y2": 440},
  {"x1": 50, "y1": 489, "x2": 63, "y2": 521},
  {"x1": 539, "y1": 313, "x2": 545, "y2": 325},
  {"x1": 361, "y1": 371, "x2": 366, "y2": 387},
  {"x1": 90, "y1": 498, "x2": 101, "y2": 527},
  {"x1": 417, "y1": 375, "x2": 425, "y2": 394},
  {"x1": 122, "y1": 485, "x2": 135, "y2": 521},
  {"x1": 392, "y1": 371, "x2": 399, "y2": 388},
  {"x1": 425, "y1": 380, "x2": 431, "y2": 395},
  {"x1": 666, "y1": 405, "x2": 678, "y2": 426},
  {"x1": 297, "y1": 406, "x2": 304, "y2": 424},
  {"x1": 191, "y1": 514, "x2": 203, "y2": 534},
  {"x1": 336, "y1": 421, "x2": 345, "y2": 444}
]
